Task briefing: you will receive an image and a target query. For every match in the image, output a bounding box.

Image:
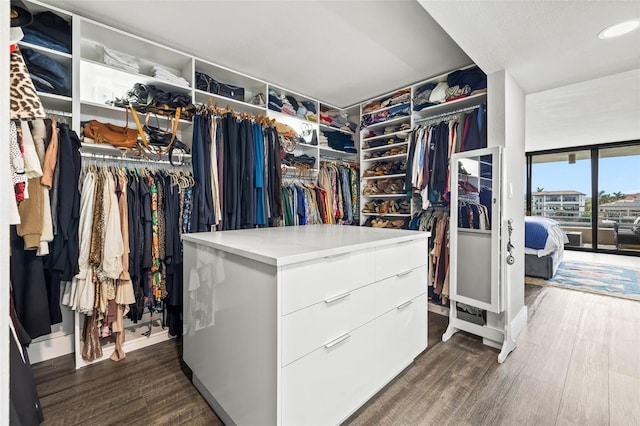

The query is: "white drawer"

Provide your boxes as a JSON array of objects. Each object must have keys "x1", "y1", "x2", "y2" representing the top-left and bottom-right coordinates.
[
  {"x1": 281, "y1": 319, "x2": 378, "y2": 426},
  {"x1": 376, "y1": 265, "x2": 426, "y2": 316},
  {"x1": 375, "y1": 238, "x2": 427, "y2": 281},
  {"x1": 281, "y1": 248, "x2": 375, "y2": 315},
  {"x1": 376, "y1": 293, "x2": 427, "y2": 383},
  {"x1": 281, "y1": 280, "x2": 378, "y2": 367}
]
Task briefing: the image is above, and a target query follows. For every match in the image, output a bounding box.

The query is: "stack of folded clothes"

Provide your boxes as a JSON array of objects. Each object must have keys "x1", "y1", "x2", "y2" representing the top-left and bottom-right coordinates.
[
  {"x1": 362, "y1": 89, "x2": 411, "y2": 114},
  {"x1": 268, "y1": 89, "x2": 317, "y2": 122},
  {"x1": 268, "y1": 89, "x2": 283, "y2": 112},
  {"x1": 99, "y1": 45, "x2": 140, "y2": 74},
  {"x1": 320, "y1": 109, "x2": 357, "y2": 133},
  {"x1": 301, "y1": 101, "x2": 317, "y2": 122},
  {"x1": 21, "y1": 48, "x2": 71, "y2": 96},
  {"x1": 447, "y1": 66, "x2": 487, "y2": 96},
  {"x1": 322, "y1": 131, "x2": 356, "y2": 154},
  {"x1": 281, "y1": 95, "x2": 296, "y2": 115},
  {"x1": 283, "y1": 153, "x2": 316, "y2": 167},
  {"x1": 318, "y1": 132, "x2": 329, "y2": 146},
  {"x1": 361, "y1": 89, "x2": 411, "y2": 128},
  {"x1": 152, "y1": 64, "x2": 190, "y2": 87},
  {"x1": 414, "y1": 66, "x2": 487, "y2": 110},
  {"x1": 22, "y1": 11, "x2": 71, "y2": 54},
  {"x1": 413, "y1": 82, "x2": 437, "y2": 111}
]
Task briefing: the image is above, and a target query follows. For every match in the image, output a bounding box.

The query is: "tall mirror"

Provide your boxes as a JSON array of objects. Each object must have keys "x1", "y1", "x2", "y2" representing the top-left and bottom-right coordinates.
[{"x1": 450, "y1": 146, "x2": 501, "y2": 313}]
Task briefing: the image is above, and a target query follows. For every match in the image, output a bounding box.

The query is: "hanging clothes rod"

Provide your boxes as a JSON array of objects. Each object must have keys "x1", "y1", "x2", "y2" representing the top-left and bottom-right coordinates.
[
  {"x1": 80, "y1": 151, "x2": 190, "y2": 167},
  {"x1": 320, "y1": 156, "x2": 358, "y2": 164},
  {"x1": 414, "y1": 104, "x2": 482, "y2": 126},
  {"x1": 45, "y1": 108, "x2": 73, "y2": 118}
]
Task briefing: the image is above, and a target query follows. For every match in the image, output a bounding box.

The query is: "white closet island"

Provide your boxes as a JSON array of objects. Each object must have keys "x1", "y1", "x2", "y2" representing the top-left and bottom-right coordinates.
[{"x1": 182, "y1": 225, "x2": 429, "y2": 426}]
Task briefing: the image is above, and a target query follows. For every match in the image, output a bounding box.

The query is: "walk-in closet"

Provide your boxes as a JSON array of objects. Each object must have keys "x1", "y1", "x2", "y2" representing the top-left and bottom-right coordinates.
[{"x1": 5, "y1": 0, "x2": 638, "y2": 425}]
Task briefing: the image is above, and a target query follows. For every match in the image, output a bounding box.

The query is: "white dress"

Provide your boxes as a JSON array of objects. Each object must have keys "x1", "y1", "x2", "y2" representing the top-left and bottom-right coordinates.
[{"x1": 69, "y1": 172, "x2": 96, "y2": 314}]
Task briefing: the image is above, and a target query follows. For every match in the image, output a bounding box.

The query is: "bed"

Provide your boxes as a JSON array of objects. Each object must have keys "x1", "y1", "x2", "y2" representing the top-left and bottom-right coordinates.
[{"x1": 524, "y1": 216, "x2": 569, "y2": 279}]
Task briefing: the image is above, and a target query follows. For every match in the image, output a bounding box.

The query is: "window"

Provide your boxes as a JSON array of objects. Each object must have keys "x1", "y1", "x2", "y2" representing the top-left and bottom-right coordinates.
[
  {"x1": 597, "y1": 145, "x2": 640, "y2": 253},
  {"x1": 526, "y1": 141, "x2": 640, "y2": 255},
  {"x1": 529, "y1": 149, "x2": 591, "y2": 235}
]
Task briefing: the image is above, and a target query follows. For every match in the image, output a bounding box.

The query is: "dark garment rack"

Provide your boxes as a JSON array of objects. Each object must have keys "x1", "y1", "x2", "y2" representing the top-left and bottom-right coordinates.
[
  {"x1": 80, "y1": 150, "x2": 191, "y2": 167},
  {"x1": 413, "y1": 104, "x2": 481, "y2": 126}
]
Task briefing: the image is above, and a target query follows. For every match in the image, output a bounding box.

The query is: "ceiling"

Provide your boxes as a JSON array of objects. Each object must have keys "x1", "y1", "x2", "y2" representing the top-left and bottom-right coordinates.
[
  {"x1": 48, "y1": 0, "x2": 472, "y2": 108},
  {"x1": 419, "y1": 0, "x2": 640, "y2": 95},
  {"x1": 42, "y1": 1, "x2": 640, "y2": 110}
]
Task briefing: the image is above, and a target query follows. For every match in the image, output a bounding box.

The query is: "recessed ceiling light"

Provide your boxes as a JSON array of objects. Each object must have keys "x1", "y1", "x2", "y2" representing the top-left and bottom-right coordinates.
[{"x1": 598, "y1": 19, "x2": 640, "y2": 39}]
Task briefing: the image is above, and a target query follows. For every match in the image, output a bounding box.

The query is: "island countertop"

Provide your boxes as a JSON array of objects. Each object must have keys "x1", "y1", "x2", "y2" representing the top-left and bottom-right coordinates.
[{"x1": 181, "y1": 225, "x2": 429, "y2": 266}]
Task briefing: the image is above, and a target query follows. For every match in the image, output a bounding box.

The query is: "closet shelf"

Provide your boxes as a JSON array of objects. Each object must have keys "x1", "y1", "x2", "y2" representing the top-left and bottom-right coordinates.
[
  {"x1": 37, "y1": 91, "x2": 73, "y2": 111},
  {"x1": 361, "y1": 101, "x2": 411, "y2": 117},
  {"x1": 361, "y1": 173, "x2": 405, "y2": 180},
  {"x1": 80, "y1": 142, "x2": 192, "y2": 164},
  {"x1": 361, "y1": 193, "x2": 408, "y2": 199},
  {"x1": 361, "y1": 115, "x2": 411, "y2": 131},
  {"x1": 296, "y1": 142, "x2": 319, "y2": 150},
  {"x1": 319, "y1": 123, "x2": 355, "y2": 135},
  {"x1": 18, "y1": 41, "x2": 73, "y2": 60},
  {"x1": 282, "y1": 165, "x2": 318, "y2": 174},
  {"x1": 80, "y1": 58, "x2": 192, "y2": 94},
  {"x1": 361, "y1": 141, "x2": 409, "y2": 154},
  {"x1": 412, "y1": 92, "x2": 487, "y2": 120},
  {"x1": 318, "y1": 145, "x2": 357, "y2": 157},
  {"x1": 80, "y1": 100, "x2": 193, "y2": 129},
  {"x1": 268, "y1": 108, "x2": 319, "y2": 126},
  {"x1": 362, "y1": 153, "x2": 407, "y2": 162},
  {"x1": 193, "y1": 89, "x2": 266, "y2": 115},
  {"x1": 361, "y1": 212, "x2": 411, "y2": 217},
  {"x1": 361, "y1": 130, "x2": 409, "y2": 143}
]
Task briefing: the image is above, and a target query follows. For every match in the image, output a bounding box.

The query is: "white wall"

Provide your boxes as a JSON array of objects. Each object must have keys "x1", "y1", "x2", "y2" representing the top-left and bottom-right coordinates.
[
  {"x1": 526, "y1": 68, "x2": 640, "y2": 152},
  {"x1": 487, "y1": 70, "x2": 526, "y2": 338}
]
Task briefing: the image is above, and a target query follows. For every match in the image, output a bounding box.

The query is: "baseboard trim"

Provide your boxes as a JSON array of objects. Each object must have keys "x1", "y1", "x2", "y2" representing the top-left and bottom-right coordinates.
[
  {"x1": 510, "y1": 305, "x2": 528, "y2": 338},
  {"x1": 29, "y1": 334, "x2": 74, "y2": 364}
]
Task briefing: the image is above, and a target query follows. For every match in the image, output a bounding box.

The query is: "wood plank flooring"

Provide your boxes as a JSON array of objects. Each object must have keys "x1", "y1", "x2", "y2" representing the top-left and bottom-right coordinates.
[
  {"x1": 33, "y1": 285, "x2": 640, "y2": 425},
  {"x1": 32, "y1": 339, "x2": 223, "y2": 426}
]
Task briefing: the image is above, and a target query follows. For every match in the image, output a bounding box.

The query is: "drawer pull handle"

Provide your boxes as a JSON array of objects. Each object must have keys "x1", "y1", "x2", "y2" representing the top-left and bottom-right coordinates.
[
  {"x1": 396, "y1": 269, "x2": 413, "y2": 278},
  {"x1": 324, "y1": 252, "x2": 349, "y2": 260},
  {"x1": 324, "y1": 292, "x2": 351, "y2": 304},
  {"x1": 324, "y1": 333, "x2": 351, "y2": 349},
  {"x1": 397, "y1": 300, "x2": 413, "y2": 310}
]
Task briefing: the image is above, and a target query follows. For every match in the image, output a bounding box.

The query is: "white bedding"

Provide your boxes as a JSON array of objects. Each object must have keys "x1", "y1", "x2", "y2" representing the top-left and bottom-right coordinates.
[{"x1": 524, "y1": 217, "x2": 569, "y2": 257}]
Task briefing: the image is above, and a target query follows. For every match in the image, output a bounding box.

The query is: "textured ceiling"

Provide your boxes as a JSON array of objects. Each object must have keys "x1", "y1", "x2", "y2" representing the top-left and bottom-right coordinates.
[
  {"x1": 48, "y1": 0, "x2": 472, "y2": 108},
  {"x1": 419, "y1": 0, "x2": 640, "y2": 95},
  {"x1": 526, "y1": 69, "x2": 640, "y2": 151}
]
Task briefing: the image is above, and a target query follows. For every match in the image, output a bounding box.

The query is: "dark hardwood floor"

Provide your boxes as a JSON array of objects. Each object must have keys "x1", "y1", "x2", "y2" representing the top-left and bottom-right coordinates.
[
  {"x1": 33, "y1": 284, "x2": 640, "y2": 425},
  {"x1": 32, "y1": 338, "x2": 222, "y2": 426}
]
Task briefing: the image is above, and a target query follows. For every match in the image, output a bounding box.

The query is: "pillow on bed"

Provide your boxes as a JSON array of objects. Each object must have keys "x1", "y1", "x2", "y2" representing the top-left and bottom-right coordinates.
[{"x1": 525, "y1": 217, "x2": 560, "y2": 250}]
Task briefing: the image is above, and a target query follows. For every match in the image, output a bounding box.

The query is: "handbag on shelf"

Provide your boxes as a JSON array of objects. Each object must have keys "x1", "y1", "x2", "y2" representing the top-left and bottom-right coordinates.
[
  {"x1": 83, "y1": 118, "x2": 139, "y2": 150},
  {"x1": 195, "y1": 71, "x2": 219, "y2": 93},
  {"x1": 112, "y1": 83, "x2": 195, "y2": 120},
  {"x1": 195, "y1": 71, "x2": 245, "y2": 101},
  {"x1": 130, "y1": 108, "x2": 190, "y2": 165},
  {"x1": 217, "y1": 82, "x2": 244, "y2": 101}
]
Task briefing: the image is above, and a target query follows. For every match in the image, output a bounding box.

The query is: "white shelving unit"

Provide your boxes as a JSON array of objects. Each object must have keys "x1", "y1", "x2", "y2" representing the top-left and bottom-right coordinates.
[
  {"x1": 20, "y1": 0, "x2": 492, "y2": 369},
  {"x1": 358, "y1": 89, "x2": 411, "y2": 229},
  {"x1": 19, "y1": 1, "x2": 369, "y2": 368},
  {"x1": 193, "y1": 57, "x2": 267, "y2": 114},
  {"x1": 319, "y1": 122, "x2": 354, "y2": 136},
  {"x1": 362, "y1": 173, "x2": 405, "y2": 180}
]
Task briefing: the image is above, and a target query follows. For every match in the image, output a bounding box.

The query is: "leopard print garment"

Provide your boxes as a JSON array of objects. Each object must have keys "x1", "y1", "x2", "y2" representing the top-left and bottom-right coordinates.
[{"x1": 10, "y1": 47, "x2": 46, "y2": 121}]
